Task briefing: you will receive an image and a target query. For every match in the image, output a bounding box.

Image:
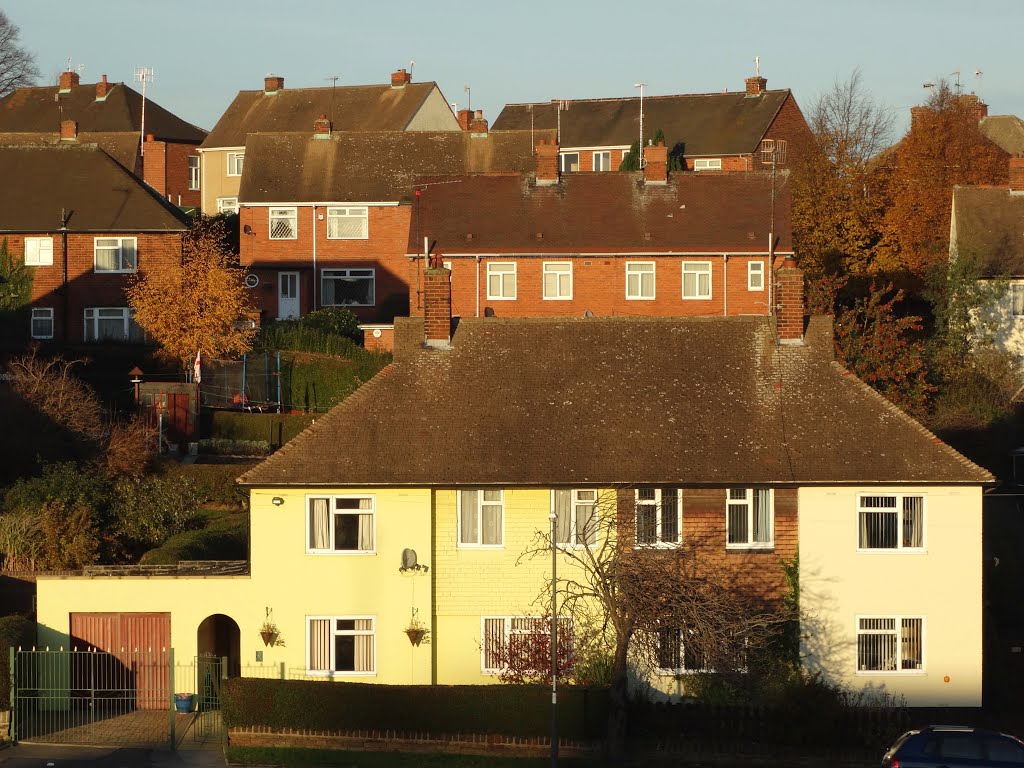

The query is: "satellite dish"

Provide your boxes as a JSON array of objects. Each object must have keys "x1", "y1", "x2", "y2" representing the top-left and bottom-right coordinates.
[{"x1": 401, "y1": 548, "x2": 418, "y2": 570}]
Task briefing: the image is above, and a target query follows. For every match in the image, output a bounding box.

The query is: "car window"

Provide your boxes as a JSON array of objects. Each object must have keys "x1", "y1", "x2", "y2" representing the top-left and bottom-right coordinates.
[
  {"x1": 985, "y1": 735, "x2": 1024, "y2": 763},
  {"x1": 939, "y1": 733, "x2": 985, "y2": 760}
]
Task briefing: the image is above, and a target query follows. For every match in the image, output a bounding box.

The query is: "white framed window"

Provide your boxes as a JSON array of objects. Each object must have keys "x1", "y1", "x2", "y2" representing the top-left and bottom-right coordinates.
[
  {"x1": 656, "y1": 627, "x2": 746, "y2": 674},
  {"x1": 857, "y1": 494, "x2": 925, "y2": 551},
  {"x1": 1012, "y1": 284, "x2": 1024, "y2": 317},
  {"x1": 94, "y1": 237, "x2": 137, "y2": 273},
  {"x1": 559, "y1": 152, "x2": 580, "y2": 173},
  {"x1": 726, "y1": 488, "x2": 773, "y2": 549},
  {"x1": 326, "y1": 206, "x2": 369, "y2": 239},
  {"x1": 635, "y1": 487, "x2": 680, "y2": 547},
  {"x1": 552, "y1": 489, "x2": 597, "y2": 547},
  {"x1": 83, "y1": 307, "x2": 144, "y2": 343},
  {"x1": 31, "y1": 308, "x2": 54, "y2": 339},
  {"x1": 187, "y1": 156, "x2": 200, "y2": 190},
  {"x1": 226, "y1": 152, "x2": 244, "y2": 176},
  {"x1": 308, "y1": 616, "x2": 375, "y2": 675},
  {"x1": 307, "y1": 496, "x2": 375, "y2": 554},
  {"x1": 856, "y1": 616, "x2": 924, "y2": 673},
  {"x1": 458, "y1": 489, "x2": 504, "y2": 547},
  {"x1": 481, "y1": 616, "x2": 573, "y2": 674},
  {"x1": 24, "y1": 237, "x2": 53, "y2": 266},
  {"x1": 625, "y1": 261, "x2": 655, "y2": 300},
  {"x1": 593, "y1": 151, "x2": 611, "y2": 172},
  {"x1": 217, "y1": 197, "x2": 239, "y2": 215},
  {"x1": 542, "y1": 261, "x2": 572, "y2": 300},
  {"x1": 694, "y1": 158, "x2": 723, "y2": 171},
  {"x1": 748, "y1": 260, "x2": 765, "y2": 291},
  {"x1": 321, "y1": 268, "x2": 375, "y2": 306},
  {"x1": 269, "y1": 207, "x2": 297, "y2": 239},
  {"x1": 486, "y1": 262, "x2": 517, "y2": 300},
  {"x1": 681, "y1": 261, "x2": 712, "y2": 299}
]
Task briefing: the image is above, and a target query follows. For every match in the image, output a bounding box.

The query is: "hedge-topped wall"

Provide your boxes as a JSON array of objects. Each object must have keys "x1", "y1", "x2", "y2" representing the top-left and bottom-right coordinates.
[{"x1": 222, "y1": 679, "x2": 608, "y2": 740}]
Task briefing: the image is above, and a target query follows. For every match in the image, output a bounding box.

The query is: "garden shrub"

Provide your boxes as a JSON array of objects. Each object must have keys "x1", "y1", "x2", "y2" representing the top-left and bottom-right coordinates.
[
  {"x1": 206, "y1": 412, "x2": 313, "y2": 447},
  {"x1": 151, "y1": 459, "x2": 257, "y2": 506},
  {"x1": 198, "y1": 438, "x2": 271, "y2": 457},
  {"x1": 111, "y1": 475, "x2": 201, "y2": 556},
  {"x1": 0, "y1": 615, "x2": 36, "y2": 705},
  {"x1": 300, "y1": 307, "x2": 362, "y2": 342}
]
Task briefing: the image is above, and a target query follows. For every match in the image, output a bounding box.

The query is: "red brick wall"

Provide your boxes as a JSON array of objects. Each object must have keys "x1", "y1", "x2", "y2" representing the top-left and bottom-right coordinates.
[
  {"x1": 142, "y1": 138, "x2": 167, "y2": 196},
  {"x1": 141, "y1": 139, "x2": 200, "y2": 207},
  {"x1": 760, "y1": 93, "x2": 813, "y2": 170},
  {"x1": 560, "y1": 148, "x2": 631, "y2": 173}
]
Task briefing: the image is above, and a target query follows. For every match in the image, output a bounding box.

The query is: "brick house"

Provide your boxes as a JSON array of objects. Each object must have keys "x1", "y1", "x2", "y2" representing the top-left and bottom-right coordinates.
[
  {"x1": 0, "y1": 69, "x2": 207, "y2": 208},
  {"x1": 0, "y1": 145, "x2": 189, "y2": 343},
  {"x1": 492, "y1": 74, "x2": 811, "y2": 174},
  {"x1": 409, "y1": 140, "x2": 792, "y2": 320}
]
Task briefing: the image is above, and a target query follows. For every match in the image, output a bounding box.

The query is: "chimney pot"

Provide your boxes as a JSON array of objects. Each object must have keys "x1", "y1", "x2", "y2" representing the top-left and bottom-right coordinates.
[
  {"x1": 264, "y1": 75, "x2": 284, "y2": 94},
  {"x1": 745, "y1": 76, "x2": 767, "y2": 96}
]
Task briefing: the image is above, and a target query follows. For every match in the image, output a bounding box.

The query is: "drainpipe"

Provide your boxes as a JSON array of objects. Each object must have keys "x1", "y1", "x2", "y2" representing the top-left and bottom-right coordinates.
[
  {"x1": 768, "y1": 234, "x2": 774, "y2": 316},
  {"x1": 722, "y1": 254, "x2": 728, "y2": 317},
  {"x1": 312, "y1": 206, "x2": 317, "y2": 311},
  {"x1": 475, "y1": 256, "x2": 481, "y2": 318},
  {"x1": 60, "y1": 208, "x2": 69, "y2": 341}
]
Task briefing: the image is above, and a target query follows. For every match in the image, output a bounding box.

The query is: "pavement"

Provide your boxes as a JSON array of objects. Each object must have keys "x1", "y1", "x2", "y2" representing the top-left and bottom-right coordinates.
[{"x1": 0, "y1": 731, "x2": 225, "y2": 768}]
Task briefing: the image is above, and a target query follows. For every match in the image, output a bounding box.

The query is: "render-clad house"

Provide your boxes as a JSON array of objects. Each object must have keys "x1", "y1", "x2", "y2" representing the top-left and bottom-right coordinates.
[
  {"x1": 0, "y1": 145, "x2": 189, "y2": 343},
  {"x1": 410, "y1": 141, "x2": 791, "y2": 320},
  {"x1": 198, "y1": 70, "x2": 462, "y2": 216},
  {"x1": 35, "y1": 260, "x2": 992, "y2": 705},
  {"x1": 0, "y1": 70, "x2": 207, "y2": 208},
  {"x1": 492, "y1": 74, "x2": 811, "y2": 173}
]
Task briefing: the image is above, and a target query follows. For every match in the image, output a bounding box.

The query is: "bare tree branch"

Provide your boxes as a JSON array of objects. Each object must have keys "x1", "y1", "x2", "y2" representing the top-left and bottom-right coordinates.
[{"x1": 0, "y1": 10, "x2": 39, "y2": 97}]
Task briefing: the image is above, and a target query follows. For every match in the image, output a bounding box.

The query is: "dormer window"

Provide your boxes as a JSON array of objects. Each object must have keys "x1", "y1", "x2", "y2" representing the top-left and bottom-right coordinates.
[{"x1": 694, "y1": 158, "x2": 722, "y2": 171}]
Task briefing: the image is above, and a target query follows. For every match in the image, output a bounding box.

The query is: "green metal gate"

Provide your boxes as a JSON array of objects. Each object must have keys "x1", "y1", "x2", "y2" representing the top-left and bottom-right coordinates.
[
  {"x1": 10, "y1": 647, "x2": 176, "y2": 748},
  {"x1": 192, "y1": 654, "x2": 226, "y2": 743}
]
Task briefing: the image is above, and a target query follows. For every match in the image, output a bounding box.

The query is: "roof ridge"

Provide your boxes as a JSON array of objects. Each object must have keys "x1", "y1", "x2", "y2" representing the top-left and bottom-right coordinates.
[{"x1": 502, "y1": 90, "x2": 790, "y2": 108}]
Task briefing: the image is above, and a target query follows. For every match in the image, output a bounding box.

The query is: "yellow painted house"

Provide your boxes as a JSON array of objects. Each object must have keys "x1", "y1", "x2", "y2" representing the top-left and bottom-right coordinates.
[{"x1": 36, "y1": 266, "x2": 994, "y2": 705}]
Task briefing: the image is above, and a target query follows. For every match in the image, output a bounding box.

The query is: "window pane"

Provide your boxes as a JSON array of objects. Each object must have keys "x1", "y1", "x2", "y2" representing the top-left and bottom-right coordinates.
[
  {"x1": 727, "y1": 503, "x2": 748, "y2": 544},
  {"x1": 576, "y1": 501, "x2": 597, "y2": 545},
  {"x1": 482, "y1": 503, "x2": 502, "y2": 545},
  {"x1": 309, "y1": 619, "x2": 331, "y2": 671},
  {"x1": 657, "y1": 628, "x2": 680, "y2": 670},
  {"x1": 901, "y1": 618, "x2": 922, "y2": 669},
  {"x1": 310, "y1": 498, "x2": 330, "y2": 549},
  {"x1": 460, "y1": 490, "x2": 479, "y2": 544},
  {"x1": 903, "y1": 496, "x2": 923, "y2": 548},
  {"x1": 554, "y1": 490, "x2": 572, "y2": 544},
  {"x1": 637, "y1": 506, "x2": 657, "y2": 545},
  {"x1": 661, "y1": 488, "x2": 678, "y2": 542},
  {"x1": 754, "y1": 489, "x2": 772, "y2": 543}
]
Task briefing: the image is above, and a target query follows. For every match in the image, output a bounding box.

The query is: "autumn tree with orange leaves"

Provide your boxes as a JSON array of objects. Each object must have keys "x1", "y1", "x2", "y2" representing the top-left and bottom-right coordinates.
[{"x1": 127, "y1": 217, "x2": 256, "y2": 373}]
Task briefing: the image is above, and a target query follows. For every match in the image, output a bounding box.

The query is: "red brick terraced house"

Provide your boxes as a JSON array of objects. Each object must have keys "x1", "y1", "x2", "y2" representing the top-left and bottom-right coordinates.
[
  {"x1": 0, "y1": 145, "x2": 189, "y2": 344},
  {"x1": 0, "y1": 69, "x2": 208, "y2": 209},
  {"x1": 409, "y1": 141, "x2": 792, "y2": 321},
  {"x1": 492, "y1": 74, "x2": 811, "y2": 174}
]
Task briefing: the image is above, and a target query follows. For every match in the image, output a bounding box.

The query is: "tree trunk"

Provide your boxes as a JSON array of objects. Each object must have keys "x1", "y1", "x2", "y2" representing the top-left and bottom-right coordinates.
[{"x1": 606, "y1": 635, "x2": 631, "y2": 761}]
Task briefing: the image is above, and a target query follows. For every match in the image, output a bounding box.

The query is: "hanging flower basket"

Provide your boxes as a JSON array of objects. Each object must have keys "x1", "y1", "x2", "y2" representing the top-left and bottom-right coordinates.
[
  {"x1": 405, "y1": 627, "x2": 428, "y2": 646},
  {"x1": 260, "y1": 629, "x2": 279, "y2": 647}
]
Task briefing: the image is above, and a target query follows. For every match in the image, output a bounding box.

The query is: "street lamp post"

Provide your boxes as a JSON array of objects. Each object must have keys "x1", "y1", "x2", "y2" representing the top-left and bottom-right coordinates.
[{"x1": 549, "y1": 510, "x2": 559, "y2": 768}]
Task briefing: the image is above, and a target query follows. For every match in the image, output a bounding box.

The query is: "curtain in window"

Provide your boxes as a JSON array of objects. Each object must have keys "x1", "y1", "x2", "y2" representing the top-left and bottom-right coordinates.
[
  {"x1": 754, "y1": 489, "x2": 772, "y2": 543},
  {"x1": 310, "y1": 498, "x2": 330, "y2": 549},
  {"x1": 460, "y1": 490, "x2": 479, "y2": 543},
  {"x1": 903, "y1": 496, "x2": 923, "y2": 548},
  {"x1": 482, "y1": 491, "x2": 502, "y2": 545},
  {"x1": 95, "y1": 240, "x2": 118, "y2": 271},
  {"x1": 576, "y1": 497, "x2": 597, "y2": 545},
  {"x1": 354, "y1": 619, "x2": 373, "y2": 672},
  {"x1": 309, "y1": 619, "x2": 331, "y2": 671},
  {"x1": 553, "y1": 490, "x2": 572, "y2": 544},
  {"x1": 357, "y1": 498, "x2": 373, "y2": 550}
]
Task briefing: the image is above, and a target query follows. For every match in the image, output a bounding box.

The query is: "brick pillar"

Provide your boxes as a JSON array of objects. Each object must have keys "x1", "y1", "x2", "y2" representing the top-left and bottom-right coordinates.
[
  {"x1": 745, "y1": 76, "x2": 767, "y2": 95},
  {"x1": 264, "y1": 76, "x2": 284, "y2": 93},
  {"x1": 644, "y1": 141, "x2": 668, "y2": 185},
  {"x1": 58, "y1": 71, "x2": 80, "y2": 92},
  {"x1": 391, "y1": 69, "x2": 412, "y2": 87},
  {"x1": 1010, "y1": 156, "x2": 1024, "y2": 193},
  {"x1": 59, "y1": 120, "x2": 78, "y2": 141},
  {"x1": 775, "y1": 257, "x2": 805, "y2": 343},
  {"x1": 469, "y1": 109, "x2": 488, "y2": 134},
  {"x1": 96, "y1": 74, "x2": 111, "y2": 100},
  {"x1": 423, "y1": 268, "x2": 452, "y2": 347},
  {"x1": 536, "y1": 139, "x2": 559, "y2": 186}
]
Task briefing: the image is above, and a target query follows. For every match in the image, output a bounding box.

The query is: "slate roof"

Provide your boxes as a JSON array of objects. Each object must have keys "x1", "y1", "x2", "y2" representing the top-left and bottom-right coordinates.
[
  {"x1": 980, "y1": 115, "x2": 1024, "y2": 155},
  {"x1": 239, "y1": 130, "x2": 547, "y2": 204},
  {"x1": 492, "y1": 91, "x2": 791, "y2": 156},
  {"x1": 0, "y1": 82, "x2": 206, "y2": 141},
  {"x1": 952, "y1": 185, "x2": 1024, "y2": 276},
  {"x1": 202, "y1": 82, "x2": 444, "y2": 148},
  {"x1": 412, "y1": 170, "x2": 792, "y2": 254},
  {"x1": 0, "y1": 145, "x2": 189, "y2": 233},
  {"x1": 239, "y1": 315, "x2": 992, "y2": 488}
]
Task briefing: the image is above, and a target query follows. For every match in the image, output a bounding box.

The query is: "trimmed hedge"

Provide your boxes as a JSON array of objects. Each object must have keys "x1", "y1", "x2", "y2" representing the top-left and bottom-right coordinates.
[
  {"x1": 0, "y1": 615, "x2": 35, "y2": 707},
  {"x1": 222, "y1": 679, "x2": 608, "y2": 740},
  {"x1": 151, "y1": 459, "x2": 258, "y2": 506},
  {"x1": 140, "y1": 510, "x2": 247, "y2": 564},
  {"x1": 205, "y1": 411, "x2": 314, "y2": 447},
  {"x1": 279, "y1": 351, "x2": 389, "y2": 413}
]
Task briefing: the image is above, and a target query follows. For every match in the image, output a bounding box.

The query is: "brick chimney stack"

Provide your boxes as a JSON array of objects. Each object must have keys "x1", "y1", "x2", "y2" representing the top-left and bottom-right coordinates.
[
  {"x1": 644, "y1": 141, "x2": 668, "y2": 185},
  {"x1": 536, "y1": 139, "x2": 559, "y2": 186},
  {"x1": 775, "y1": 257, "x2": 805, "y2": 344},
  {"x1": 457, "y1": 109, "x2": 473, "y2": 131},
  {"x1": 391, "y1": 68, "x2": 412, "y2": 87},
  {"x1": 58, "y1": 70, "x2": 80, "y2": 92},
  {"x1": 264, "y1": 75, "x2": 284, "y2": 94},
  {"x1": 1010, "y1": 156, "x2": 1024, "y2": 194},
  {"x1": 59, "y1": 120, "x2": 78, "y2": 141},
  {"x1": 468, "y1": 109, "x2": 488, "y2": 134},
  {"x1": 313, "y1": 113, "x2": 331, "y2": 138},
  {"x1": 423, "y1": 267, "x2": 452, "y2": 348},
  {"x1": 959, "y1": 93, "x2": 989, "y2": 122},
  {"x1": 95, "y1": 74, "x2": 111, "y2": 100},
  {"x1": 745, "y1": 76, "x2": 767, "y2": 96}
]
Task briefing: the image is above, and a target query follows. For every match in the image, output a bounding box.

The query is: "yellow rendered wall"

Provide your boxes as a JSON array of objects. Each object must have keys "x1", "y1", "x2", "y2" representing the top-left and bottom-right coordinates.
[
  {"x1": 198, "y1": 148, "x2": 243, "y2": 215},
  {"x1": 798, "y1": 486, "x2": 982, "y2": 706}
]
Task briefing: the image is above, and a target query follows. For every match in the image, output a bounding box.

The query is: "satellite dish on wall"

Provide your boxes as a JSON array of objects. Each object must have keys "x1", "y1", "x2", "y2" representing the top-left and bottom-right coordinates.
[{"x1": 401, "y1": 548, "x2": 418, "y2": 570}]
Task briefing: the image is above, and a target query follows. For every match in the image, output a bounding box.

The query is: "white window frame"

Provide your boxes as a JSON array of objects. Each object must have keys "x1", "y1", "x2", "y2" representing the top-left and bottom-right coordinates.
[
  {"x1": 269, "y1": 207, "x2": 298, "y2": 240},
  {"x1": 625, "y1": 261, "x2": 655, "y2": 300},
  {"x1": 93, "y1": 237, "x2": 137, "y2": 273},
  {"x1": 655, "y1": 627, "x2": 747, "y2": 675},
  {"x1": 480, "y1": 615, "x2": 573, "y2": 674},
  {"x1": 217, "y1": 197, "x2": 239, "y2": 215},
  {"x1": 24, "y1": 237, "x2": 53, "y2": 266},
  {"x1": 694, "y1": 158, "x2": 723, "y2": 171},
  {"x1": 748, "y1": 260, "x2": 765, "y2": 291},
  {"x1": 559, "y1": 152, "x2": 580, "y2": 173},
  {"x1": 592, "y1": 150, "x2": 611, "y2": 172},
  {"x1": 83, "y1": 307, "x2": 143, "y2": 343},
  {"x1": 542, "y1": 261, "x2": 573, "y2": 300},
  {"x1": 306, "y1": 615, "x2": 376, "y2": 676},
  {"x1": 226, "y1": 152, "x2": 244, "y2": 176},
  {"x1": 187, "y1": 156, "x2": 200, "y2": 190},
  {"x1": 551, "y1": 489, "x2": 598, "y2": 547},
  {"x1": 634, "y1": 487, "x2": 681, "y2": 548},
  {"x1": 31, "y1": 308, "x2": 54, "y2": 340},
  {"x1": 857, "y1": 493, "x2": 926, "y2": 552},
  {"x1": 486, "y1": 262, "x2": 517, "y2": 301},
  {"x1": 321, "y1": 268, "x2": 375, "y2": 307},
  {"x1": 306, "y1": 495, "x2": 376, "y2": 555},
  {"x1": 855, "y1": 615, "x2": 925, "y2": 674},
  {"x1": 326, "y1": 206, "x2": 369, "y2": 240},
  {"x1": 726, "y1": 488, "x2": 774, "y2": 549},
  {"x1": 681, "y1": 261, "x2": 712, "y2": 300},
  {"x1": 457, "y1": 489, "x2": 505, "y2": 548},
  {"x1": 1011, "y1": 283, "x2": 1024, "y2": 317}
]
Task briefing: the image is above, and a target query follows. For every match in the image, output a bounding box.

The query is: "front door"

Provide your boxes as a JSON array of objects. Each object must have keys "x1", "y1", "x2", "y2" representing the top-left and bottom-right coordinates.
[{"x1": 278, "y1": 271, "x2": 300, "y2": 319}]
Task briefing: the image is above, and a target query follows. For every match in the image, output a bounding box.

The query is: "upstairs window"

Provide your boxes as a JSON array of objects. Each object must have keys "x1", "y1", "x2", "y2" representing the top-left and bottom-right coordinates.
[
  {"x1": 726, "y1": 488, "x2": 773, "y2": 548},
  {"x1": 559, "y1": 153, "x2": 579, "y2": 173},
  {"x1": 217, "y1": 197, "x2": 239, "y2": 215},
  {"x1": 1012, "y1": 284, "x2": 1024, "y2": 317},
  {"x1": 459, "y1": 489, "x2": 503, "y2": 547},
  {"x1": 748, "y1": 261, "x2": 765, "y2": 291},
  {"x1": 24, "y1": 237, "x2": 53, "y2": 266},
  {"x1": 308, "y1": 496, "x2": 375, "y2": 553},
  {"x1": 269, "y1": 208, "x2": 297, "y2": 239},
  {"x1": 552, "y1": 489, "x2": 597, "y2": 546},
  {"x1": 681, "y1": 261, "x2": 712, "y2": 299},
  {"x1": 635, "y1": 487, "x2": 680, "y2": 547},
  {"x1": 327, "y1": 207, "x2": 369, "y2": 239},
  {"x1": 487, "y1": 262, "x2": 517, "y2": 300},
  {"x1": 321, "y1": 268, "x2": 375, "y2": 307},
  {"x1": 625, "y1": 262, "x2": 655, "y2": 300},
  {"x1": 187, "y1": 156, "x2": 200, "y2": 190},
  {"x1": 94, "y1": 237, "x2": 137, "y2": 273},
  {"x1": 226, "y1": 152, "x2": 244, "y2": 176},
  {"x1": 858, "y1": 494, "x2": 925, "y2": 551}
]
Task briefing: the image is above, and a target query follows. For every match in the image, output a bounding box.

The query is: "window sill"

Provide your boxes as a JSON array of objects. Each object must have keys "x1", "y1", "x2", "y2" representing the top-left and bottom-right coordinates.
[
  {"x1": 269, "y1": 237, "x2": 298, "y2": 241},
  {"x1": 485, "y1": 297, "x2": 517, "y2": 301},
  {"x1": 325, "y1": 236, "x2": 369, "y2": 241},
  {"x1": 457, "y1": 544, "x2": 505, "y2": 551},
  {"x1": 94, "y1": 269, "x2": 138, "y2": 274},
  {"x1": 25, "y1": 262, "x2": 53, "y2": 267},
  {"x1": 306, "y1": 550, "x2": 377, "y2": 556},
  {"x1": 625, "y1": 296, "x2": 657, "y2": 301},
  {"x1": 681, "y1": 296, "x2": 713, "y2": 301},
  {"x1": 635, "y1": 542, "x2": 681, "y2": 550},
  {"x1": 542, "y1": 296, "x2": 573, "y2": 301},
  {"x1": 306, "y1": 670, "x2": 377, "y2": 678},
  {"x1": 855, "y1": 670, "x2": 925, "y2": 676},
  {"x1": 726, "y1": 544, "x2": 775, "y2": 553},
  {"x1": 855, "y1": 548, "x2": 928, "y2": 555}
]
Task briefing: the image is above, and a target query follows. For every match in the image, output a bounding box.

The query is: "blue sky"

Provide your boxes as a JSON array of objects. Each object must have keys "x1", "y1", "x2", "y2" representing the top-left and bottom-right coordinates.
[{"x1": 5, "y1": 0, "x2": 1022, "y2": 136}]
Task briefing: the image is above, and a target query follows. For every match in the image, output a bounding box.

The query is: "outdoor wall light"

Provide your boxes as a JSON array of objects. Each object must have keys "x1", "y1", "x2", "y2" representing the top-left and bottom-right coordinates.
[{"x1": 271, "y1": 497, "x2": 285, "y2": 506}]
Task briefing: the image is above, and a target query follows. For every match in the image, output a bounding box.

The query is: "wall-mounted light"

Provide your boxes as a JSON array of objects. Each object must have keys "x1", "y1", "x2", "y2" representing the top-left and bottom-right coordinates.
[{"x1": 271, "y1": 497, "x2": 284, "y2": 506}]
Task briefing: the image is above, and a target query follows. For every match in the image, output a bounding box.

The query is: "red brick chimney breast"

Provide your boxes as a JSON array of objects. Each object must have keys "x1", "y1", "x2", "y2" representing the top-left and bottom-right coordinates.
[
  {"x1": 1010, "y1": 156, "x2": 1024, "y2": 193},
  {"x1": 535, "y1": 139, "x2": 559, "y2": 186},
  {"x1": 391, "y1": 69, "x2": 412, "y2": 87},
  {"x1": 58, "y1": 71, "x2": 80, "y2": 92},
  {"x1": 95, "y1": 74, "x2": 110, "y2": 100},
  {"x1": 644, "y1": 141, "x2": 668, "y2": 185},
  {"x1": 745, "y1": 76, "x2": 767, "y2": 96},
  {"x1": 423, "y1": 268, "x2": 452, "y2": 347},
  {"x1": 457, "y1": 109, "x2": 473, "y2": 131},
  {"x1": 313, "y1": 113, "x2": 331, "y2": 137},
  {"x1": 59, "y1": 120, "x2": 78, "y2": 141},
  {"x1": 775, "y1": 257, "x2": 805, "y2": 344},
  {"x1": 264, "y1": 75, "x2": 284, "y2": 93},
  {"x1": 469, "y1": 109, "x2": 488, "y2": 135}
]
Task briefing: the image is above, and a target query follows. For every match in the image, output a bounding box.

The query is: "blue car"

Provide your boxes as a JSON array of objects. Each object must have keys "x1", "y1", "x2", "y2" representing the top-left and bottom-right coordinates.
[{"x1": 882, "y1": 726, "x2": 1024, "y2": 768}]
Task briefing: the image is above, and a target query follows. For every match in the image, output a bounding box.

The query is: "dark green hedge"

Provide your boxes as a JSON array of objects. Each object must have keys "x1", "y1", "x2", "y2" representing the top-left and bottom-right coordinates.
[
  {"x1": 0, "y1": 615, "x2": 35, "y2": 707},
  {"x1": 152, "y1": 459, "x2": 258, "y2": 505},
  {"x1": 222, "y1": 679, "x2": 608, "y2": 740},
  {"x1": 205, "y1": 411, "x2": 314, "y2": 447}
]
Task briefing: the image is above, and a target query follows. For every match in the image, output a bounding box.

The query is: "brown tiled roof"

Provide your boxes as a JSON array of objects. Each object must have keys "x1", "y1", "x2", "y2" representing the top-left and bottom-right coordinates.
[
  {"x1": 0, "y1": 131, "x2": 141, "y2": 170},
  {"x1": 239, "y1": 130, "x2": 545, "y2": 203},
  {"x1": 239, "y1": 315, "x2": 992, "y2": 488},
  {"x1": 0, "y1": 145, "x2": 189, "y2": 232},
  {"x1": 952, "y1": 185, "x2": 1024, "y2": 276},
  {"x1": 0, "y1": 82, "x2": 206, "y2": 141},
  {"x1": 980, "y1": 115, "x2": 1024, "y2": 155},
  {"x1": 492, "y1": 91, "x2": 791, "y2": 156},
  {"x1": 202, "y1": 83, "x2": 444, "y2": 148},
  {"x1": 412, "y1": 171, "x2": 792, "y2": 254}
]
